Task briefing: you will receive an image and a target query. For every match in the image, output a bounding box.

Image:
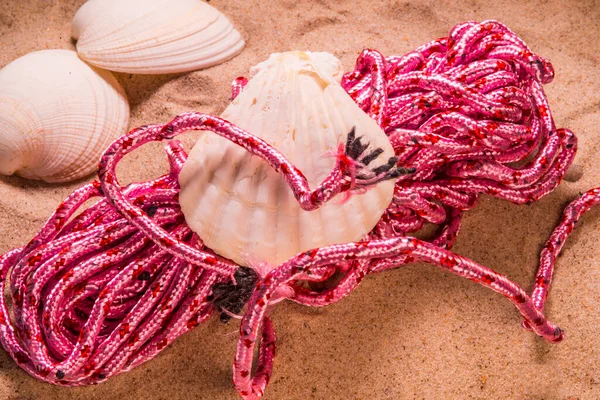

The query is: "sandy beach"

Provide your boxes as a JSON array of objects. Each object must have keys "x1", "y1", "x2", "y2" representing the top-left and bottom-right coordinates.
[{"x1": 1, "y1": 0, "x2": 600, "y2": 399}]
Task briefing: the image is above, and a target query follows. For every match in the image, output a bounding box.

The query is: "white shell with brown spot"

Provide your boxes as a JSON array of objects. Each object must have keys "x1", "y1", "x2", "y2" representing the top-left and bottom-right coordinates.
[{"x1": 179, "y1": 51, "x2": 395, "y2": 267}]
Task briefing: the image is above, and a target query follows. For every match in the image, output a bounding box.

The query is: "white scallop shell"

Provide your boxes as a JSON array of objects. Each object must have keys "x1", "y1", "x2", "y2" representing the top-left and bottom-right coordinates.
[
  {"x1": 71, "y1": 0, "x2": 245, "y2": 74},
  {"x1": 0, "y1": 49, "x2": 130, "y2": 183},
  {"x1": 179, "y1": 51, "x2": 396, "y2": 267}
]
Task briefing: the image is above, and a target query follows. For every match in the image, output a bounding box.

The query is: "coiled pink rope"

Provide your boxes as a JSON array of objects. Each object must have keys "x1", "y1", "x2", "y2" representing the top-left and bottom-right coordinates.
[{"x1": 0, "y1": 20, "x2": 596, "y2": 399}]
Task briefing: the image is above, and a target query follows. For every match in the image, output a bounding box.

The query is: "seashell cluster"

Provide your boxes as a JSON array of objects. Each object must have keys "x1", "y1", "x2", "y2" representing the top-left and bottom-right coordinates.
[
  {"x1": 71, "y1": 0, "x2": 246, "y2": 74},
  {"x1": 0, "y1": 50, "x2": 130, "y2": 183},
  {"x1": 179, "y1": 51, "x2": 396, "y2": 267}
]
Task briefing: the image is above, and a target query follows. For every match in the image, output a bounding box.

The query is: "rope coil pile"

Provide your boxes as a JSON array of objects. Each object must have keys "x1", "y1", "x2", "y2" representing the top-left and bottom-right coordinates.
[{"x1": 0, "y1": 20, "x2": 597, "y2": 400}]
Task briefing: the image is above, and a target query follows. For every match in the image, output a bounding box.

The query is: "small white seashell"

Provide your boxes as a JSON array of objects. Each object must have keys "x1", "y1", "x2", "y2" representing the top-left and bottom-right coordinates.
[
  {"x1": 179, "y1": 51, "x2": 396, "y2": 267},
  {"x1": 72, "y1": 0, "x2": 245, "y2": 74},
  {"x1": 0, "y1": 49, "x2": 130, "y2": 183}
]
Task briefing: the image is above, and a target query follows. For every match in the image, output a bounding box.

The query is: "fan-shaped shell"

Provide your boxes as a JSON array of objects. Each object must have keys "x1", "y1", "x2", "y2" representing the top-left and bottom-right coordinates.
[
  {"x1": 71, "y1": 0, "x2": 245, "y2": 74},
  {"x1": 0, "y1": 49, "x2": 130, "y2": 183},
  {"x1": 179, "y1": 51, "x2": 396, "y2": 267}
]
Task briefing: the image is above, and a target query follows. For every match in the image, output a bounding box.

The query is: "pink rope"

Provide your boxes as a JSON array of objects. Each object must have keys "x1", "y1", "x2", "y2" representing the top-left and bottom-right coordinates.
[{"x1": 0, "y1": 20, "x2": 597, "y2": 400}]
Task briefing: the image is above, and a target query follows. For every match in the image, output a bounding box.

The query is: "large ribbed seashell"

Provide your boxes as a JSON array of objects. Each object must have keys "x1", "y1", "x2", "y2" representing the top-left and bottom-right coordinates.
[
  {"x1": 179, "y1": 51, "x2": 395, "y2": 267},
  {"x1": 71, "y1": 0, "x2": 245, "y2": 74},
  {"x1": 0, "y1": 50, "x2": 129, "y2": 183}
]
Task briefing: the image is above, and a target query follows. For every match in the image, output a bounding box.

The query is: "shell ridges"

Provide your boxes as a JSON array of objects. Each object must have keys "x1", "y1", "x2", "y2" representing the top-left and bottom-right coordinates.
[
  {"x1": 72, "y1": 0, "x2": 245, "y2": 74},
  {"x1": 0, "y1": 50, "x2": 130, "y2": 183},
  {"x1": 179, "y1": 51, "x2": 396, "y2": 267}
]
